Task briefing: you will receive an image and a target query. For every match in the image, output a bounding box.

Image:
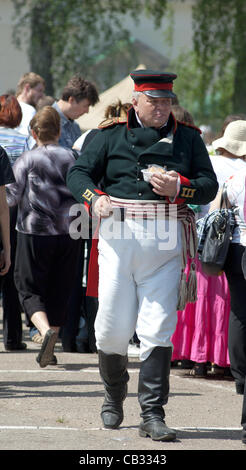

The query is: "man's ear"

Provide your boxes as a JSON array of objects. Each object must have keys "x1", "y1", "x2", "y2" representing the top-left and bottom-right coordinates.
[
  {"x1": 68, "y1": 96, "x2": 75, "y2": 105},
  {"x1": 132, "y1": 97, "x2": 138, "y2": 110}
]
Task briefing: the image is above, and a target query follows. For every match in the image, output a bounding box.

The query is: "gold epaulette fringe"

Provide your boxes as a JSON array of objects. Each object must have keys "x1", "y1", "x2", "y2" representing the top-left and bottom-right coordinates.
[{"x1": 98, "y1": 117, "x2": 127, "y2": 129}]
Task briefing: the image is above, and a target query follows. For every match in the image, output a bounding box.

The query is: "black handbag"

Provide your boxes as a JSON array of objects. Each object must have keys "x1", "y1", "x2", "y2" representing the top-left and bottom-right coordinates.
[{"x1": 200, "y1": 187, "x2": 235, "y2": 276}]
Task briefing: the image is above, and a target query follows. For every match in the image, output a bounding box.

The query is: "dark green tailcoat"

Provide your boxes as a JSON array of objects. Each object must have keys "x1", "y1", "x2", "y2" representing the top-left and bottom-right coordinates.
[{"x1": 67, "y1": 109, "x2": 218, "y2": 210}]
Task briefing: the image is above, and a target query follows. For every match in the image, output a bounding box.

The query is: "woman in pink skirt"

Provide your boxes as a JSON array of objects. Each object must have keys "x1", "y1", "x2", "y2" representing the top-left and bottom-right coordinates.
[
  {"x1": 171, "y1": 259, "x2": 231, "y2": 375},
  {"x1": 171, "y1": 115, "x2": 246, "y2": 377}
]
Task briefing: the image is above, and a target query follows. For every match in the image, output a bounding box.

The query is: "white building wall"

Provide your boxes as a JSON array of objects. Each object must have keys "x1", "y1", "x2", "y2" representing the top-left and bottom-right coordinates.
[
  {"x1": 124, "y1": 0, "x2": 193, "y2": 60},
  {"x1": 0, "y1": 0, "x2": 29, "y2": 94}
]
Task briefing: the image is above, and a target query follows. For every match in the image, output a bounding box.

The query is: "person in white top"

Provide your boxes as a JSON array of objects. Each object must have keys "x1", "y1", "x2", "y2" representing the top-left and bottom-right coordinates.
[
  {"x1": 15, "y1": 72, "x2": 45, "y2": 137},
  {"x1": 211, "y1": 120, "x2": 246, "y2": 445}
]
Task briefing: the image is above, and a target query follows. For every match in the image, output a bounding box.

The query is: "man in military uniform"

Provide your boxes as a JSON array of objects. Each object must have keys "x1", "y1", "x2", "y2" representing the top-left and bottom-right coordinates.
[{"x1": 67, "y1": 70, "x2": 218, "y2": 442}]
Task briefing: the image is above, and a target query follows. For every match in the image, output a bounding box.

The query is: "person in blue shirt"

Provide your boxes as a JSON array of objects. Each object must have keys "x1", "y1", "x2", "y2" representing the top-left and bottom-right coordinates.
[
  {"x1": 52, "y1": 75, "x2": 99, "y2": 149},
  {"x1": 53, "y1": 75, "x2": 99, "y2": 353}
]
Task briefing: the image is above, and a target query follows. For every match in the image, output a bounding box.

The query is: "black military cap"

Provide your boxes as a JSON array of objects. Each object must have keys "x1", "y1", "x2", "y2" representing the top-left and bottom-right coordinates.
[{"x1": 130, "y1": 69, "x2": 177, "y2": 98}]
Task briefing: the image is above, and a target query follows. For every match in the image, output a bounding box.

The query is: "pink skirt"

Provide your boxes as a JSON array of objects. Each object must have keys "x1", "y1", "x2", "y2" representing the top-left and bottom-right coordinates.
[{"x1": 171, "y1": 257, "x2": 231, "y2": 367}]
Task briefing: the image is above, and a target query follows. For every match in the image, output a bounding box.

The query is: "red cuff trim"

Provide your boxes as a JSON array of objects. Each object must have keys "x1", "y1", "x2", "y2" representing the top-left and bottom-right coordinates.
[
  {"x1": 94, "y1": 189, "x2": 107, "y2": 196},
  {"x1": 167, "y1": 173, "x2": 191, "y2": 204},
  {"x1": 179, "y1": 174, "x2": 191, "y2": 187},
  {"x1": 176, "y1": 173, "x2": 191, "y2": 203}
]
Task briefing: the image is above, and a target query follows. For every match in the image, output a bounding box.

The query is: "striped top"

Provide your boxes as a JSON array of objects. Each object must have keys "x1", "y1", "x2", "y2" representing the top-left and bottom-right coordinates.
[{"x1": 0, "y1": 127, "x2": 28, "y2": 166}]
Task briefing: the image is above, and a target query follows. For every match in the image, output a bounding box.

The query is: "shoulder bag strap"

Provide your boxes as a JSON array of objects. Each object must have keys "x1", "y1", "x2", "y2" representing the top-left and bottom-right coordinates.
[{"x1": 220, "y1": 184, "x2": 231, "y2": 209}]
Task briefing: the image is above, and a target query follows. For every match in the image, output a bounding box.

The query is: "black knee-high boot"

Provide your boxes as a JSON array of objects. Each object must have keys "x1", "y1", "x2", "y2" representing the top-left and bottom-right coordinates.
[
  {"x1": 241, "y1": 377, "x2": 246, "y2": 444},
  {"x1": 98, "y1": 350, "x2": 129, "y2": 429},
  {"x1": 138, "y1": 346, "x2": 176, "y2": 441}
]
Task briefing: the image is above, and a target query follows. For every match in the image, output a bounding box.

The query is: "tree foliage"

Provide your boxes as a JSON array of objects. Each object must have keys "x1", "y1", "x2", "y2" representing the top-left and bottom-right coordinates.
[
  {"x1": 11, "y1": 0, "x2": 168, "y2": 95},
  {"x1": 166, "y1": 0, "x2": 246, "y2": 128},
  {"x1": 169, "y1": 50, "x2": 234, "y2": 129},
  {"x1": 192, "y1": 0, "x2": 246, "y2": 114},
  {"x1": 11, "y1": 0, "x2": 246, "y2": 125}
]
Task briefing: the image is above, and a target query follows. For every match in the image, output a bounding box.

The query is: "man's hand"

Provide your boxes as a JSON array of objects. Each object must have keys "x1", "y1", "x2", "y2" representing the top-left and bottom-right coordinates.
[
  {"x1": 150, "y1": 170, "x2": 179, "y2": 198},
  {"x1": 93, "y1": 195, "x2": 113, "y2": 218}
]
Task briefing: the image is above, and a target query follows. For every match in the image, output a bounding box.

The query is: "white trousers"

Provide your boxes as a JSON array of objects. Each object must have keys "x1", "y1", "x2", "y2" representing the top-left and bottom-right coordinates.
[{"x1": 95, "y1": 216, "x2": 182, "y2": 361}]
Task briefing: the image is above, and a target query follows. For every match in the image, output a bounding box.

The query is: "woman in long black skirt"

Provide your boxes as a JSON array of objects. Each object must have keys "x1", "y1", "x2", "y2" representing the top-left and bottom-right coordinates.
[{"x1": 6, "y1": 106, "x2": 82, "y2": 367}]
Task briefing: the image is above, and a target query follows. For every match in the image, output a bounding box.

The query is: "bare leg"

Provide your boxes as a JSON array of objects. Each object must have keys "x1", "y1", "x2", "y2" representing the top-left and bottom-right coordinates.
[{"x1": 31, "y1": 311, "x2": 60, "y2": 337}]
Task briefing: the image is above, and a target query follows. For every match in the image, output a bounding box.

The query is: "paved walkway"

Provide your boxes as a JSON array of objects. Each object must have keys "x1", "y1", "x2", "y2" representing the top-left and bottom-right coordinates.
[{"x1": 0, "y1": 311, "x2": 245, "y2": 462}]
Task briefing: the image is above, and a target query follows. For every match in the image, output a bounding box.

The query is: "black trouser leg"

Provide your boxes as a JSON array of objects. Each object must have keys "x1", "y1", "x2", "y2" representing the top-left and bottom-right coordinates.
[
  {"x1": 60, "y1": 241, "x2": 85, "y2": 352},
  {"x1": 228, "y1": 308, "x2": 246, "y2": 390},
  {"x1": 3, "y1": 207, "x2": 23, "y2": 349},
  {"x1": 225, "y1": 244, "x2": 246, "y2": 443},
  {"x1": 2, "y1": 267, "x2": 22, "y2": 348},
  {"x1": 98, "y1": 350, "x2": 129, "y2": 429},
  {"x1": 225, "y1": 244, "x2": 246, "y2": 392},
  {"x1": 241, "y1": 377, "x2": 246, "y2": 443},
  {"x1": 138, "y1": 346, "x2": 176, "y2": 441}
]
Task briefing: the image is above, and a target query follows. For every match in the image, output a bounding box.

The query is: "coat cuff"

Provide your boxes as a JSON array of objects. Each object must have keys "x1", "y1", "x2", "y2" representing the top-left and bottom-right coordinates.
[
  {"x1": 82, "y1": 188, "x2": 107, "y2": 215},
  {"x1": 167, "y1": 174, "x2": 195, "y2": 204}
]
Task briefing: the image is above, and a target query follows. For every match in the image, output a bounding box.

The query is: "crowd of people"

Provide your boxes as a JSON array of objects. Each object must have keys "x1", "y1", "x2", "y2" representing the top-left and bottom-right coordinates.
[{"x1": 0, "y1": 68, "x2": 246, "y2": 444}]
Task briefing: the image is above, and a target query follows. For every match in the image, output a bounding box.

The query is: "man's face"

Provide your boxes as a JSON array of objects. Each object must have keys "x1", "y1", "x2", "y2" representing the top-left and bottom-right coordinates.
[
  {"x1": 67, "y1": 97, "x2": 90, "y2": 119},
  {"x1": 27, "y1": 83, "x2": 45, "y2": 107},
  {"x1": 132, "y1": 93, "x2": 172, "y2": 128}
]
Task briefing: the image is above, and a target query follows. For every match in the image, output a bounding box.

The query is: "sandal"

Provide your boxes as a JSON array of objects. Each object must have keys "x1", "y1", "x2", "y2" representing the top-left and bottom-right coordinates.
[
  {"x1": 189, "y1": 363, "x2": 207, "y2": 377},
  {"x1": 36, "y1": 329, "x2": 58, "y2": 368}
]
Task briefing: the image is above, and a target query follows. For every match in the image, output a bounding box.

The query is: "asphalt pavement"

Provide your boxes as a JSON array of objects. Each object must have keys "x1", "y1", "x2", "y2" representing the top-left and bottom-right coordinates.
[{"x1": 0, "y1": 309, "x2": 245, "y2": 465}]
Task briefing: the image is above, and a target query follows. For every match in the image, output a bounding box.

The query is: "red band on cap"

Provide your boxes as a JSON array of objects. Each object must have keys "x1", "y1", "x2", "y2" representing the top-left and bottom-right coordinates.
[{"x1": 135, "y1": 82, "x2": 173, "y2": 92}]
